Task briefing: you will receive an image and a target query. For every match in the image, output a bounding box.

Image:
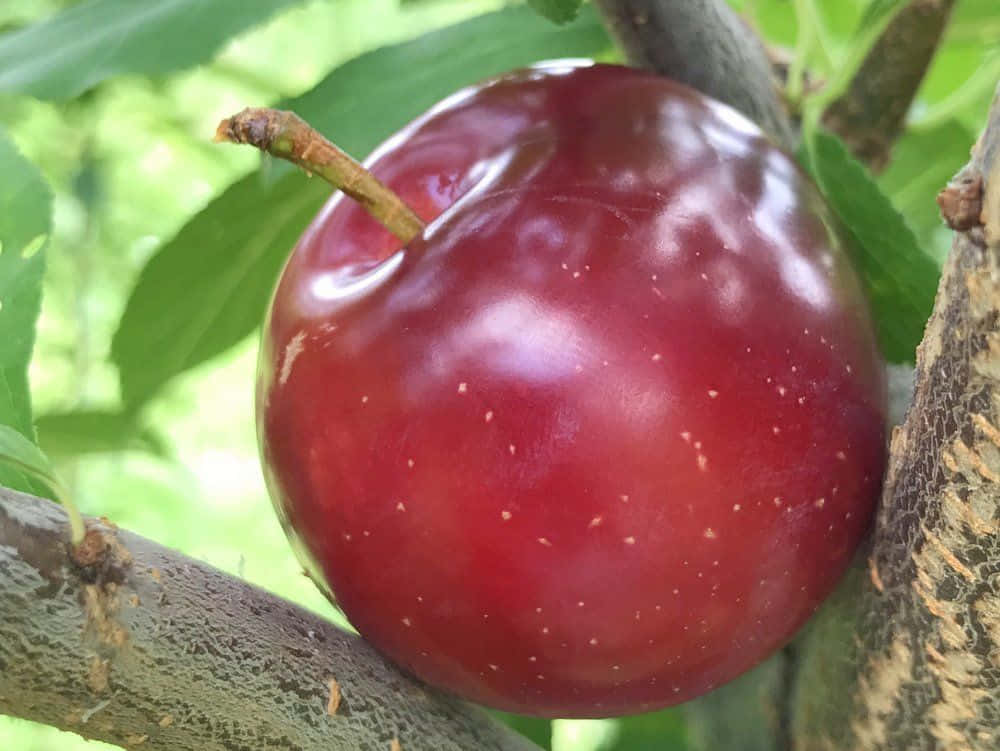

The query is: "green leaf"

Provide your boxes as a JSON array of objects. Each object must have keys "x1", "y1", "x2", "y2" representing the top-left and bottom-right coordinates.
[
  {"x1": 802, "y1": 130, "x2": 939, "y2": 363},
  {"x1": 0, "y1": 125, "x2": 50, "y2": 495},
  {"x1": 112, "y1": 172, "x2": 328, "y2": 408},
  {"x1": 0, "y1": 423, "x2": 63, "y2": 500},
  {"x1": 112, "y1": 5, "x2": 611, "y2": 408},
  {"x1": 35, "y1": 409, "x2": 169, "y2": 461},
  {"x1": 0, "y1": 0, "x2": 305, "y2": 100},
  {"x1": 606, "y1": 710, "x2": 689, "y2": 750},
  {"x1": 879, "y1": 118, "x2": 974, "y2": 256},
  {"x1": 527, "y1": 0, "x2": 584, "y2": 24},
  {"x1": 493, "y1": 713, "x2": 551, "y2": 749}
]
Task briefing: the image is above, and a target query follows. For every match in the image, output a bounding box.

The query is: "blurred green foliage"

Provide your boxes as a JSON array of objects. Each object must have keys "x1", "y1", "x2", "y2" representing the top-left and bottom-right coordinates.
[{"x1": 0, "y1": 0, "x2": 995, "y2": 749}]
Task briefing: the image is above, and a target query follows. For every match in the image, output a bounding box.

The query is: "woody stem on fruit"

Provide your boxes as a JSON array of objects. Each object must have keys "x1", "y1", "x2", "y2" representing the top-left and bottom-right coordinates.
[{"x1": 215, "y1": 107, "x2": 425, "y2": 244}]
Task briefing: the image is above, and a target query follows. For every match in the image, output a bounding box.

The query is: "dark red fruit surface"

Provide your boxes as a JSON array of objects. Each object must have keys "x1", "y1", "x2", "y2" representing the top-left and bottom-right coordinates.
[{"x1": 257, "y1": 62, "x2": 886, "y2": 718}]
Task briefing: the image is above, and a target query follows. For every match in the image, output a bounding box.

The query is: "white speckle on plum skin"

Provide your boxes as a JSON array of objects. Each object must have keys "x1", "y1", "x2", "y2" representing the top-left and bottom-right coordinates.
[
  {"x1": 620, "y1": 494, "x2": 630, "y2": 503},
  {"x1": 733, "y1": 503, "x2": 742, "y2": 511},
  {"x1": 573, "y1": 271, "x2": 581, "y2": 278},
  {"x1": 772, "y1": 426, "x2": 781, "y2": 434},
  {"x1": 501, "y1": 510, "x2": 512, "y2": 521},
  {"x1": 489, "y1": 664, "x2": 499, "y2": 671},
  {"x1": 457, "y1": 382, "x2": 468, "y2": 394},
  {"x1": 773, "y1": 497, "x2": 783, "y2": 507},
  {"x1": 815, "y1": 498, "x2": 826, "y2": 508},
  {"x1": 529, "y1": 656, "x2": 537, "y2": 662},
  {"x1": 680, "y1": 431, "x2": 692, "y2": 443},
  {"x1": 361, "y1": 395, "x2": 369, "y2": 404},
  {"x1": 538, "y1": 537, "x2": 553, "y2": 547},
  {"x1": 624, "y1": 536, "x2": 636, "y2": 545},
  {"x1": 396, "y1": 501, "x2": 406, "y2": 512},
  {"x1": 590, "y1": 637, "x2": 599, "y2": 645},
  {"x1": 836, "y1": 451, "x2": 847, "y2": 461},
  {"x1": 704, "y1": 528, "x2": 717, "y2": 539},
  {"x1": 697, "y1": 454, "x2": 708, "y2": 471},
  {"x1": 542, "y1": 627, "x2": 549, "y2": 634},
  {"x1": 484, "y1": 410, "x2": 494, "y2": 422},
  {"x1": 407, "y1": 458, "x2": 415, "y2": 468},
  {"x1": 708, "y1": 389, "x2": 719, "y2": 398},
  {"x1": 508, "y1": 444, "x2": 517, "y2": 455},
  {"x1": 279, "y1": 331, "x2": 307, "y2": 386},
  {"x1": 578, "y1": 601, "x2": 586, "y2": 607},
  {"x1": 342, "y1": 533, "x2": 352, "y2": 541},
  {"x1": 589, "y1": 516, "x2": 604, "y2": 528},
  {"x1": 798, "y1": 396, "x2": 806, "y2": 404},
  {"x1": 777, "y1": 386, "x2": 787, "y2": 396},
  {"x1": 402, "y1": 617, "x2": 412, "y2": 627},
  {"x1": 651, "y1": 353, "x2": 663, "y2": 361}
]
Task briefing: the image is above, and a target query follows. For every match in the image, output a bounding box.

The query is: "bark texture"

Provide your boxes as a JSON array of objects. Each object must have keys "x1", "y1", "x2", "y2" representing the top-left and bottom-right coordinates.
[
  {"x1": 592, "y1": 0, "x2": 795, "y2": 150},
  {"x1": 792, "y1": 84, "x2": 1000, "y2": 750},
  {"x1": 822, "y1": 0, "x2": 957, "y2": 171},
  {"x1": 0, "y1": 487, "x2": 540, "y2": 751}
]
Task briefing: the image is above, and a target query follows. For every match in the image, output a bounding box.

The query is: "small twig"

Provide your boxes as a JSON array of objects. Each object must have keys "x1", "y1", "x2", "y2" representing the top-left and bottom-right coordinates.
[
  {"x1": 821, "y1": 0, "x2": 957, "y2": 171},
  {"x1": 216, "y1": 108, "x2": 424, "y2": 244}
]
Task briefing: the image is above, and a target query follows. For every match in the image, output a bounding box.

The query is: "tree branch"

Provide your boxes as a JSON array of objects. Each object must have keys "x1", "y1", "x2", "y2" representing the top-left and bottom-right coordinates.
[
  {"x1": 592, "y1": 0, "x2": 796, "y2": 151},
  {"x1": 822, "y1": 0, "x2": 957, "y2": 171},
  {"x1": 0, "y1": 487, "x2": 540, "y2": 751},
  {"x1": 792, "y1": 83, "x2": 1000, "y2": 750}
]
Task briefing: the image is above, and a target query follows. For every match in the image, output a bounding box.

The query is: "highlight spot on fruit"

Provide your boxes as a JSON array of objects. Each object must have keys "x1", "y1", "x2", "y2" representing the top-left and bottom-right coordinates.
[{"x1": 279, "y1": 331, "x2": 307, "y2": 386}]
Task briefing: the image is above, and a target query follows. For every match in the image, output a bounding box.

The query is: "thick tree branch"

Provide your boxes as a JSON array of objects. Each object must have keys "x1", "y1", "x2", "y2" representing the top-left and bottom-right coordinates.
[
  {"x1": 592, "y1": 0, "x2": 795, "y2": 151},
  {"x1": 0, "y1": 487, "x2": 540, "y2": 751},
  {"x1": 792, "y1": 84, "x2": 1000, "y2": 750},
  {"x1": 822, "y1": 0, "x2": 957, "y2": 171}
]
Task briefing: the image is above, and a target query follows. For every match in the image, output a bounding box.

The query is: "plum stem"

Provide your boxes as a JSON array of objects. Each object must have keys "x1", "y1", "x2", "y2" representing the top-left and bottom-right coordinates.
[{"x1": 215, "y1": 107, "x2": 424, "y2": 244}]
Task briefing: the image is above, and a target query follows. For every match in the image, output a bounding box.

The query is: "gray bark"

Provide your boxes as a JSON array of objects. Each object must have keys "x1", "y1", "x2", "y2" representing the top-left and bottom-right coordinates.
[
  {"x1": 792, "y1": 83, "x2": 1000, "y2": 750},
  {"x1": 0, "y1": 487, "x2": 540, "y2": 751}
]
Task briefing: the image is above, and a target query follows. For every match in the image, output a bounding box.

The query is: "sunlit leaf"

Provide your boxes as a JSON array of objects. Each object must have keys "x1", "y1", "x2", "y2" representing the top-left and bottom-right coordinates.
[
  {"x1": 112, "y1": 5, "x2": 611, "y2": 408},
  {"x1": 0, "y1": 0, "x2": 305, "y2": 99},
  {"x1": 0, "y1": 126, "x2": 50, "y2": 495}
]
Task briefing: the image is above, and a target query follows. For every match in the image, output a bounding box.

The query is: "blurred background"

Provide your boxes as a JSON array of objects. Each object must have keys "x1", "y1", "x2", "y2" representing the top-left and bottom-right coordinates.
[{"x1": 0, "y1": 0, "x2": 996, "y2": 748}]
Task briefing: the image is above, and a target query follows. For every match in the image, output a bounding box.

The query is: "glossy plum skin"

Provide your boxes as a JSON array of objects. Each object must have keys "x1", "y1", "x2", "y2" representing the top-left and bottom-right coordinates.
[{"x1": 258, "y1": 63, "x2": 886, "y2": 718}]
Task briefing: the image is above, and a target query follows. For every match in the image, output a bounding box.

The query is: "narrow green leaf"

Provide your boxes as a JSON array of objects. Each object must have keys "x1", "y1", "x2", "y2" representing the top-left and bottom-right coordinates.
[
  {"x1": 112, "y1": 172, "x2": 328, "y2": 407},
  {"x1": 527, "y1": 0, "x2": 584, "y2": 24},
  {"x1": 0, "y1": 423, "x2": 63, "y2": 500},
  {"x1": 0, "y1": 125, "x2": 50, "y2": 495},
  {"x1": 802, "y1": 130, "x2": 939, "y2": 363},
  {"x1": 493, "y1": 713, "x2": 552, "y2": 749},
  {"x1": 112, "y1": 5, "x2": 611, "y2": 408},
  {"x1": 35, "y1": 409, "x2": 169, "y2": 461},
  {"x1": 283, "y1": 5, "x2": 610, "y2": 160},
  {"x1": 0, "y1": 0, "x2": 304, "y2": 99}
]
